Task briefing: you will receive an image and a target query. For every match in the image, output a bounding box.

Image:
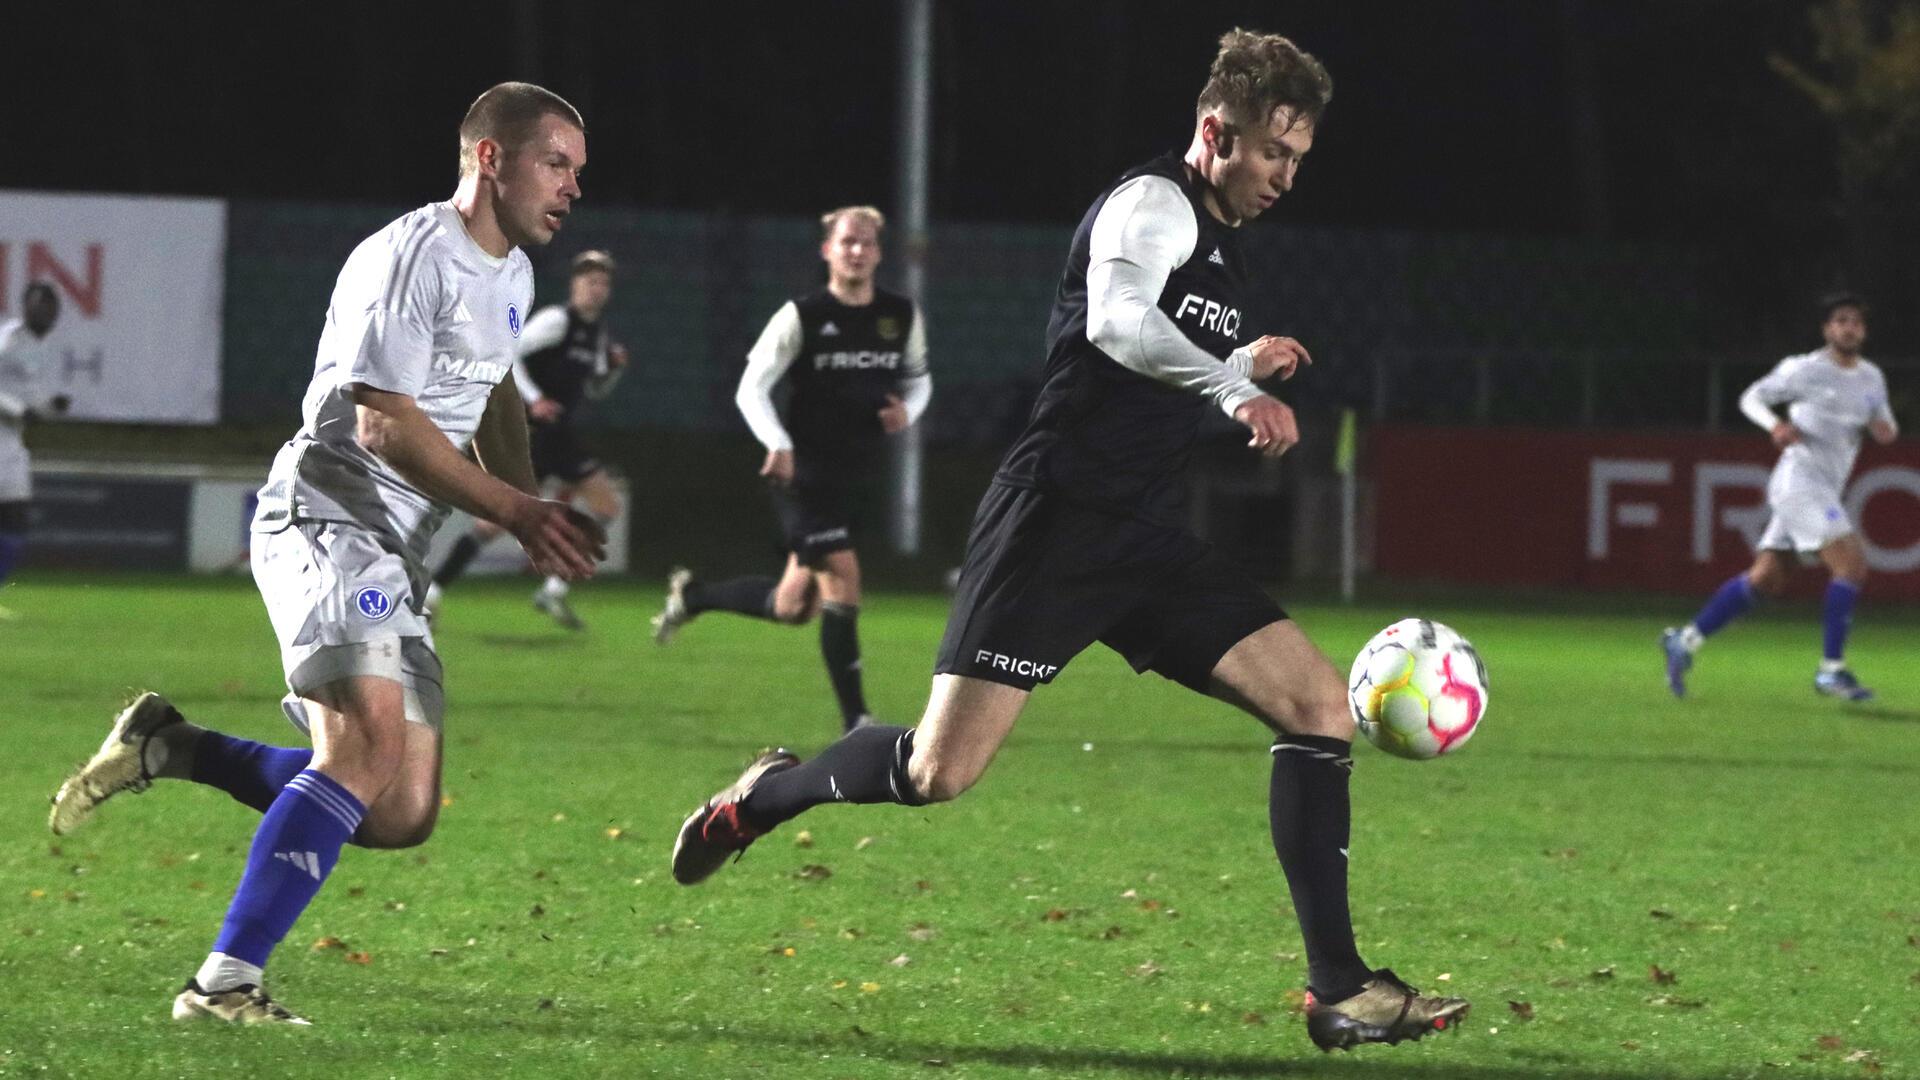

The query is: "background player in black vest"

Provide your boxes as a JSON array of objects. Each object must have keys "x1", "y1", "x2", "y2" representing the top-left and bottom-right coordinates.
[
  {"x1": 427, "y1": 250, "x2": 627, "y2": 629},
  {"x1": 668, "y1": 31, "x2": 1468, "y2": 1052},
  {"x1": 651, "y1": 206, "x2": 931, "y2": 733}
]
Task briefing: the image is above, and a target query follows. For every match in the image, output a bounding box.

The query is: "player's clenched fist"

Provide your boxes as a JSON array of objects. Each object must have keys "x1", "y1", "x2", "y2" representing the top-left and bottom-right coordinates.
[
  {"x1": 1233, "y1": 395, "x2": 1300, "y2": 458},
  {"x1": 1242, "y1": 335, "x2": 1312, "y2": 381}
]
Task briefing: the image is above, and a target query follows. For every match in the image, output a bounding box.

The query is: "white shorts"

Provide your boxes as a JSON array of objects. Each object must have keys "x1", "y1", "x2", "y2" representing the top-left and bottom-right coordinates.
[
  {"x1": 251, "y1": 520, "x2": 445, "y2": 730},
  {"x1": 1756, "y1": 487, "x2": 1854, "y2": 555}
]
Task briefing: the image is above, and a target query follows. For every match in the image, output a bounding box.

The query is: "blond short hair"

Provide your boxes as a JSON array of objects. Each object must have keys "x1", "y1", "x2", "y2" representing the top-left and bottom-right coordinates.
[
  {"x1": 458, "y1": 82, "x2": 585, "y2": 178},
  {"x1": 571, "y1": 250, "x2": 617, "y2": 278},
  {"x1": 1195, "y1": 29, "x2": 1332, "y2": 137},
  {"x1": 820, "y1": 205, "x2": 886, "y2": 240}
]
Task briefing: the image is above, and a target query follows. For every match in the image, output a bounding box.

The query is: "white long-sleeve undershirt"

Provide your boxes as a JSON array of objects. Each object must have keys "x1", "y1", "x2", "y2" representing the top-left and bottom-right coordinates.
[
  {"x1": 510, "y1": 306, "x2": 569, "y2": 404},
  {"x1": 735, "y1": 300, "x2": 934, "y2": 452},
  {"x1": 1083, "y1": 175, "x2": 1263, "y2": 417}
]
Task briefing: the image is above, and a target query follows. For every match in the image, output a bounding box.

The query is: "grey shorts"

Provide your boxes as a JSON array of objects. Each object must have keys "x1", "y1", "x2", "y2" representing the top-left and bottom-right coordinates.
[{"x1": 251, "y1": 520, "x2": 445, "y2": 730}]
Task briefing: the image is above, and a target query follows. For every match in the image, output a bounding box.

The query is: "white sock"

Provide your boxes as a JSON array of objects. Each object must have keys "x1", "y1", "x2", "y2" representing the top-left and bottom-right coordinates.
[
  {"x1": 1678, "y1": 625, "x2": 1704, "y2": 653},
  {"x1": 195, "y1": 951, "x2": 264, "y2": 993},
  {"x1": 1819, "y1": 658, "x2": 1846, "y2": 675},
  {"x1": 541, "y1": 576, "x2": 568, "y2": 598}
]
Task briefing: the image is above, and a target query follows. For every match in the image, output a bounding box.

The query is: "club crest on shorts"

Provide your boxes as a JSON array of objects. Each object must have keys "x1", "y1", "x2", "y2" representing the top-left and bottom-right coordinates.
[
  {"x1": 507, "y1": 303, "x2": 522, "y2": 338},
  {"x1": 353, "y1": 585, "x2": 395, "y2": 622}
]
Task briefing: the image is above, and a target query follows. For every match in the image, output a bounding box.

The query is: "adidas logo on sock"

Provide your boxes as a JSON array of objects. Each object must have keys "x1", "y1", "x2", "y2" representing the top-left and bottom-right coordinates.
[
  {"x1": 273, "y1": 850, "x2": 323, "y2": 880},
  {"x1": 1207, "y1": 247, "x2": 1225, "y2": 266}
]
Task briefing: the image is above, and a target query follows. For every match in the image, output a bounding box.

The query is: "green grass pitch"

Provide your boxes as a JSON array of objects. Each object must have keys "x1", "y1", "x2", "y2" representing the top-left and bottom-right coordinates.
[{"x1": 2, "y1": 573, "x2": 1916, "y2": 1078}]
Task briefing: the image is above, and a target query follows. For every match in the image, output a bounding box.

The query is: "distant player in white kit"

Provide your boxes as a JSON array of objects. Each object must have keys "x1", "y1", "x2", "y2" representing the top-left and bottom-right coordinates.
[
  {"x1": 47, "y1": 83, "x2": 605, "y2": 1024},
  {"x1": 1663, "y1": 292, "x2": 1898, "y2": 700},
  {"x1": 0, "y1": 282, "x2": 69, "y2": 616}
]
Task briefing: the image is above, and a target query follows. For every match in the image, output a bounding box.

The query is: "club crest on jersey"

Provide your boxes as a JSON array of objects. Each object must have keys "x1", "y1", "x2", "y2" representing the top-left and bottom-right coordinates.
[
  {"x1": 1173, "y1": 293, "x2": 1241, "y2": 339},
  {"x1": 507, "y1": 304, "x2": 522, "y2": 338},
  {"x1": 353, "y1": 586, "x2": 395, "y2": 622},
  {"x1": 875, "y1": 316, "x2": 902, "y2": 341}
]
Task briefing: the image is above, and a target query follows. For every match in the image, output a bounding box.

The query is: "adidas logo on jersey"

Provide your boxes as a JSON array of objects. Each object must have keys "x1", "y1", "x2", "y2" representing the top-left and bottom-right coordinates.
[
  {"x1": 820, "y1": 321, "x2": 841, "y2": 336},
  {"x1": 1207, "y1": 247, "x2": 1225, "y2": 265}
]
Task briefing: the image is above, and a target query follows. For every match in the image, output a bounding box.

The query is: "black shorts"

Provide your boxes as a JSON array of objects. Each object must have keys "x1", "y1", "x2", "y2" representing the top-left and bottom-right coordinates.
[
  {"x1": 529, "y1": 423, "x2": 602, "y2": 485},
  {"x1": 770, "y1": 480, "x2": 858, "y2": 566},
  {"x1": 933, "y1": 483, "x2": 1285, "y2": 692},
  {"x1": 0, "y1": 501, "x2": 27, "y2": 532}
]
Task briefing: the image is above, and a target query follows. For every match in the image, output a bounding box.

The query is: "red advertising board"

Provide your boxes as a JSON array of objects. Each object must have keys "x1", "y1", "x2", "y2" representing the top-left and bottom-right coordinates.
[{"x1": 1370, "y1": 426, "x2": 1920, "y2": 599}]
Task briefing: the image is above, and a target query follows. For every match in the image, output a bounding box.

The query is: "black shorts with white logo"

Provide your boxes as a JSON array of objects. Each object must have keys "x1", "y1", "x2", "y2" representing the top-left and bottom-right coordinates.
[
  {"x1": 529, "y1": 422, "x2": 603, "y2": 485},
  {"x1": 933, "y1": 483, "x2": 1285, "y2": 692},
  {"x1": 770, "y1": 479, "x2": 859, "y2": 566}
]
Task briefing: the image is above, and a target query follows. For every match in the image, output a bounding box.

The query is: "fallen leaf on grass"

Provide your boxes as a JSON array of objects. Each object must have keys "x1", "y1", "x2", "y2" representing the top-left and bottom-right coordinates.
[
  {"x1": 345, "y1": 951, "x2": 372, "y2": 965},
  {"x1": 1620, "y1": 1041, "x2": 1640, "y2": 1051},
  {"x1": 1130, "y1": 961, "x2": 1164, "y2": 979},
  {"x1": 860, "y1": 982, "x2": 880, "y2": 993},
  {"x1": 604, "y1": 828, "x2": 624, "y2": 840},
  {"x1": 1242, "y1": 1012, "x2": 1266, "y2": 1025},
  {"x1": 311, "y1": 936, "x2": 348, "y2": 951},
  {"x1": 1649, "y1": 908, "x2": 1674, "y2": 920},
  {"x1": 855, "y1": 836, "x2": 874, "y2": 851},
  {"x1": 1649, "y1": 965, "x2": 1677, "y2": 985},
  {"x1": 1508, "y1": 1001, "x2": 1534, "y2": 1021},
  {"x1": 1281, "y1": 988, "x2": 1307, "y2": 1014},
  {"x1": 889, "y1": 954, "x2": 911, "y2": 967},
  {"x1": 440, "y1": 794, "x2": 454, "y2": 808},
  {"x1": 907, "y1": 924, "x2": 937, "y2": 942},
  {"x1": 794, "y1": 864, "x2": 833, "y2": 882},
  {"x1": 537, "y1": 998, "x2": 554, "y2": 1010},
  {"x1": 1590, "y1": 965, "x2": 1616, "y2": 980},
  {"x1": 1100, "y1": 926, "x2": 1126, "y2": 940},
  {"x1": 793, "y1": 830, "x2": 814, "y2": 849},
  {"x1": 1042, "y1": 908, "x2": 1071, "y2": 922},
  {"x1": 839, "y1": 927, "x2": 863, "y2": 941},
  {"x1": 1647, "y1": 994, "x2": 1705, "y2": 1008},
  {"x1": 529, "y1": 904, "x2": 545, "y2": 918},
  {"x1": 1817, "y1": 1035, "x2": 1847, "y2": 1051}
]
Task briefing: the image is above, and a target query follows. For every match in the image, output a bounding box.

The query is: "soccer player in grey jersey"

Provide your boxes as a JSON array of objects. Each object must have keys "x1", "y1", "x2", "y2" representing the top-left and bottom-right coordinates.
[
  {"x1": 48, "y1": 83, "x2": 605, "y2": 1025},
  {"x1": 1664, "y1": 293, "x2": 1898, "y2": 700},
  {"x1": 669, "y1": 31, "x2": 1467, "y2": 1052},
  {"x1": 0, "y1": 282, "x2": 68, "y2": 617}
]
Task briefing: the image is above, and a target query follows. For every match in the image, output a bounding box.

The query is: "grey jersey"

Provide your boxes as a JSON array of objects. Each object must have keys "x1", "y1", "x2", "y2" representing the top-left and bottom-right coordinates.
[
  {"x1": 1741, "y1": 348, "x2": 1896, "y2": 500},
  {"x1": 254, "y1": 202, "x2": 535, "y2": 560},
  {"x1": 0, "y1": 317, "x2": 60, "y2": 501}
]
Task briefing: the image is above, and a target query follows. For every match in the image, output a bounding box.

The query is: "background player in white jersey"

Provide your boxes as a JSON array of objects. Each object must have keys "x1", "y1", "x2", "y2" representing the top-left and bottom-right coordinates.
[
  {"x1": 427, "y1": 249, "x2": 628, "y2": 630},
  {"x1": 652, "y1": 207, "x2": 931, "y2": 733},
  {"x1": 47, "y1": 83, "x2": 604, "y2": 1024},
  {"x1": 0, "y1": 282, "x2": 69, "y2": 617},
  {"x1": 1663, "y1": 292, "x2": 1898, "y2": 700}
]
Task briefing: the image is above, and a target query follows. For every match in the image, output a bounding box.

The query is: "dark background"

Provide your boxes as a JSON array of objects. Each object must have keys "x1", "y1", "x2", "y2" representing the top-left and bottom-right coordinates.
[{"x1": 4, "y1": 0, "x2": 1914, "y2": 349}]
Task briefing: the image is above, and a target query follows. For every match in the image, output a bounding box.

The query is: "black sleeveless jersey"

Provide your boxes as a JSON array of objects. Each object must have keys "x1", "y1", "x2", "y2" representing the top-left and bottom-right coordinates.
[
  {"x1": 994, "y1": 153, "x2": 1249, "y2": 526},
  {"x1": 783, "y1": 287, "x2": 922, "y2": 463},
  {"x1": 522, "y1": 306, "x2": 608, "y2": 417}
]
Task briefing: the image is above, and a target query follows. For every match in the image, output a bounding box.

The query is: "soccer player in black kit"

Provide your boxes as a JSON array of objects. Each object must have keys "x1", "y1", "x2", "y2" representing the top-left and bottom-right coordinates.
[
  {"x1": 668, "y1": 31, "x2": 1468, "y2": 1052},
  {"x1": 651, "y1": 206, "x2": 931, "y2": 733},
  {"x1": 427, "y1": 250, "x2": 627, "y2": 629}
]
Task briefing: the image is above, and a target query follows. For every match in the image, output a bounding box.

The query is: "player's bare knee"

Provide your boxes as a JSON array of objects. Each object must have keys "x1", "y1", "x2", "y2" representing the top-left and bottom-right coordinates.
[
  {"x1": 907, "y1": 753, "x2": 977, "y2": 803},
  {"x1": 771, "y1": 595, "x2": 814, "y2": 625}
]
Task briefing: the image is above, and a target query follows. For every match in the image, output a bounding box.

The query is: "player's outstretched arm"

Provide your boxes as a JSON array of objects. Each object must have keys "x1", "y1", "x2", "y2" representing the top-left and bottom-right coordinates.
[{"x1": 353, "y1": 384, "x2": 604, "y2": 579}]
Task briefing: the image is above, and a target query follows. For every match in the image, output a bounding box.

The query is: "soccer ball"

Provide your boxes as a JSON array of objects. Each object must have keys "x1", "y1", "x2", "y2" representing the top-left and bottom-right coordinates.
[{"x1": 1347, "y1": 618, "x2": 1488, "y2": 760}]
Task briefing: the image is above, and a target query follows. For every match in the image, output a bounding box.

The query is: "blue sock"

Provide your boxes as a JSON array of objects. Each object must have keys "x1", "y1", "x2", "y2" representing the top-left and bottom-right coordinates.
[
  {"x1": 191, "y1": 732, "x2": 312, "y2": 813},
  {"x1": 1692, "y1": 574, "x2": 1755, "y2": 637},
  {"x1": 211, "y1": 769, "x2": 364, "y2": 968},
  {"x1": 1823, "y1": 580, "x2": 1860, "y2": 662},
  {"x1": 0, "y1": 532, "x2": 24, "y2": 586}
]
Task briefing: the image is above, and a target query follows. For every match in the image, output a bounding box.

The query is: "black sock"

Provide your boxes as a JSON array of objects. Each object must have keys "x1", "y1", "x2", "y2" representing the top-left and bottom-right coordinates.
[
  {"x1": 739, "y1": 724, "x2": 925, "y2": 830},
  {"x1": 1270, "y1": 734, "x2": 1370, "y2": 1001},
  {"x1": 820, "y1": 601, "x2": 869, "y2": 729},
  {"x1": 435, "y1": 534, "x2": 484, "y2": 586},
  {"x1": 685, "y1": 576, "x2": 779, "y2": 619}
]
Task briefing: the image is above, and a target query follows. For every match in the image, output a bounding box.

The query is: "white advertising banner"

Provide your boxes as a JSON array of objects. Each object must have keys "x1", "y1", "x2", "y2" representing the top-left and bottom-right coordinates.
[{"x1": 0, "y1": 190, "x2": 225, "y2": 424}]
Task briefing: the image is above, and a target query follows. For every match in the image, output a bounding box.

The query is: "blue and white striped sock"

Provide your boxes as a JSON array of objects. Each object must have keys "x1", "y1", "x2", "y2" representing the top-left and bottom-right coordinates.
[{"x1": 202, "y1": 769, "x2": 365, "y2": 983}]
